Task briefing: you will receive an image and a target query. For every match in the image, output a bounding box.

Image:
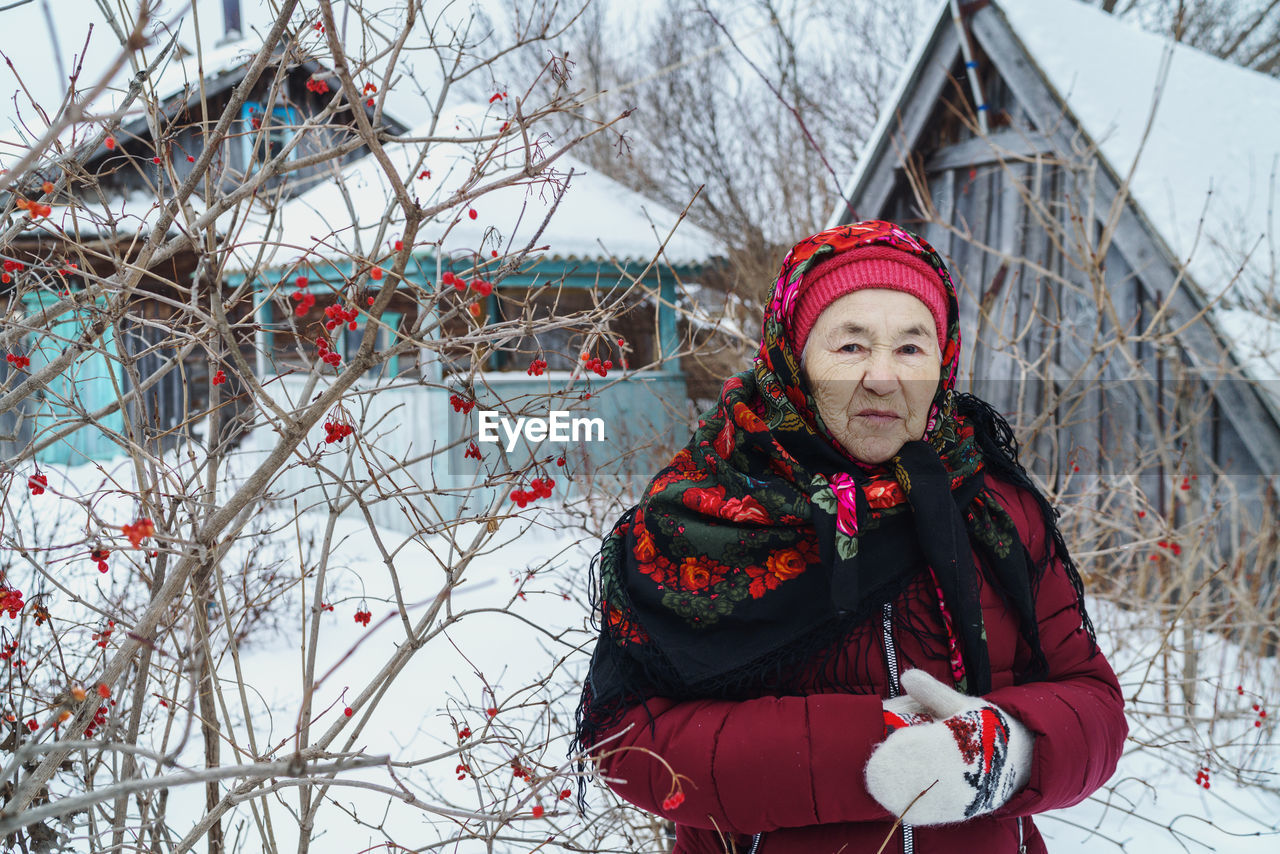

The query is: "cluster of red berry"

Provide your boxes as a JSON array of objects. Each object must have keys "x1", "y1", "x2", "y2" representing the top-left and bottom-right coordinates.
[
  {"x1": 464, "y1": 441, "x2": 482, "y2": 460},
  {"x1": 1153, "y1": 539, "x2": 1183, "y2": 557},
  {"x1": 662, "y1": 791, "x2": 686, "y2": 810},
  {"x1": 324, "y1": 302, "x2": 360, "y2": 332},
  {"x1": 526, "y1": 359, "x2": 548, "y2": 376},
  {"x1": 489, "y1": 91, "x2": 507, "y2": 104},
  {"x1": 323, "y1": 420, "x2": 354, "y2": 444},
  {"x1": 306, "y1": 77, "x2": 330, "y2": 95},
  {"x1": 92, "y1": 620, "x2": 115, "y2": 649},
  {"x1": 450, "y1": 393, "x2": 476, "y2": 414},
  {"x1": 15, "y1": 198, "x2": 51, "y2": 219},
  {"x1": 291, "y1": 276, "x2": 316, "y2": 316},
  {"x1": 123, "y1": 518, "x2": 156, "y2": 548},
  {"x1": 2, "y1": 258, "x2": 25, "y2": 283},
  {"x1": 6, "y1": 353, "x2": 31, "y2": 370},
  {"x1": 316, "y1": 335, "x2": 341, "y2": 367},
  {"x1": 511, "y1": 477, "x2": 554, "y2": 508},
  {"x1": 0, "y1": 639, "x2": 21, "y2": 664},
  {"x1": 27, "y1": 473, "x2": 46, "y2": 495},
  {"x1": 0, "y1": 586, "x2": 23, "y2": 619},
  {"x1": 455, "y1": 763, "x2": 469, "y2": 780},
  {"x1": 457, "y1": 726, "x2": 472, "y2": 740},
  {"x1": 363, "y1": 82, "x2": 378, "y2": 108},
  {"x1": 211, "y1": 370, "x2": 226, "y2": 385},
  {"x1": 353, "y1": 608, "x2": 372, "y2": 627},
  {"x1": 441, "y1": 270, "x2": 493, "y2": 296},
  {"x1": 90, "y1": 548, "x2": 110, "y2": 573},
  {"x1": 511, "y1": 759, "x2": 531, "y2": 780},
  {"x1": 1194, "y1": 765, "x2": 1210, "y2": 789},
  {"x1": 581, "y1": 353, "x2": 613, "y2": 377},
  {"x1": 83, "y1": 704, "x2": 110, "y2": 739}
]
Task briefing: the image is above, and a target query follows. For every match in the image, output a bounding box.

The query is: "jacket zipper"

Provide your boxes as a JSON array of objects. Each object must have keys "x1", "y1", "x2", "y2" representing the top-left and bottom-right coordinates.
[
  {"x1": 747, "y1": 603, "x2": 916, "y2": 854},
  {"x1": 1017, "y1": 816, "x2": 1026, "y2": 853},
  {"x1": 882, "y1": 603, "x2": 914, "y2": 854}
]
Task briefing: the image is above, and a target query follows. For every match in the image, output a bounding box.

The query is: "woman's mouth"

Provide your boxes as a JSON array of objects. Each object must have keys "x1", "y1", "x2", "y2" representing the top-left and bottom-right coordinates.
[{"x1": 855, "y1": 410, "x2": 900, "y2": 426}]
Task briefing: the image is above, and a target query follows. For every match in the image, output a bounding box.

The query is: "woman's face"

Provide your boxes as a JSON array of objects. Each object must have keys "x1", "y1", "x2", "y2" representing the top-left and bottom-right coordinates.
[{"x1": 800, "y1": 288, "x2": 943, "y2": 465}]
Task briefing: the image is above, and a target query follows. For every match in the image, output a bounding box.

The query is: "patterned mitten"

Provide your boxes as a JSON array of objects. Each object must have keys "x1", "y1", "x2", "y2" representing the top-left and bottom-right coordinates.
[
  {"x1": 882, "y1": 693, "x2": 932, "y2": 735},
  {"x1": 866, "y1": 669, "x2": 1032, "y2": 824}
]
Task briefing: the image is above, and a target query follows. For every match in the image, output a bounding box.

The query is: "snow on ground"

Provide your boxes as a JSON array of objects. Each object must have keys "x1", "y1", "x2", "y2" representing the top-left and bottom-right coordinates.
[
  {"x1": 1041, "y1": 599, "x2": 1280, "y2": 852},
  {"x1": 6, "y1": 432, "x2": 1280, "y2": 851}
]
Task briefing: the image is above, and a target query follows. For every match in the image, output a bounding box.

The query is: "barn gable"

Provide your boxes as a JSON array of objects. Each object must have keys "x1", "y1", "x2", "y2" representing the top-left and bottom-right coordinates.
[{"x1": 834, "y1": 0, "x2": 1280, "y2": 492}]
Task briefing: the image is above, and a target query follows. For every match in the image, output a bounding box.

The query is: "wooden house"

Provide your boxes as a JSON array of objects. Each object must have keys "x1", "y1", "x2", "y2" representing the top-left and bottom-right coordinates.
[
  {"x1": 224, "y1": 103, "x2": 724, "y2": 526},
  {"x1": 1, "y1": 29, "x2": 408, "y2": 464},
  {"x1": 830, "y1": 0, "x2": 1280, "y2": 519},
  {"x1": 2, "y1": 31, "x2": 722, "y2": 510}
]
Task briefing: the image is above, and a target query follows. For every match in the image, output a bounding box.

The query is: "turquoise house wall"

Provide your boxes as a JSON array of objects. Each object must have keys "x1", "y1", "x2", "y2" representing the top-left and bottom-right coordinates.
[
  {"x1": 21, "y1": 291, "x2": 127, "y2": 465},
  {"x1": 235, "y1": 252, "x2": 698, "y2": 525}
]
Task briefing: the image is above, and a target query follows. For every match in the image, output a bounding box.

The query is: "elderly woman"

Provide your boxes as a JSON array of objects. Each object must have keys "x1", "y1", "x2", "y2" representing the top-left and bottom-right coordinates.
[{"x1": 575, "y1": 221, "x2": 1126, "y2": 853}]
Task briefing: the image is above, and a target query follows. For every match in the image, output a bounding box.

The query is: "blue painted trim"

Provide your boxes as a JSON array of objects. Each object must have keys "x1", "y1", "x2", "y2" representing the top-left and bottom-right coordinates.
[{"x1": 241, "y1": 101, "x2": 299, "y2": 172}]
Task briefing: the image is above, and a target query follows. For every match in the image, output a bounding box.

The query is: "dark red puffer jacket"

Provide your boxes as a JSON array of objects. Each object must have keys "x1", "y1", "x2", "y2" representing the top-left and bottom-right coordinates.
[{"x1": 592, "y1": 476, "x2": 1126, "y2": 853}]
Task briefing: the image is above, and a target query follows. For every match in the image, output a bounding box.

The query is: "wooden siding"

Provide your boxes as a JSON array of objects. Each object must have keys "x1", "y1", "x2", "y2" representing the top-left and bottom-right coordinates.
[{"x1": 839, "y1": 7, "x2": 1280, "y2": 509}]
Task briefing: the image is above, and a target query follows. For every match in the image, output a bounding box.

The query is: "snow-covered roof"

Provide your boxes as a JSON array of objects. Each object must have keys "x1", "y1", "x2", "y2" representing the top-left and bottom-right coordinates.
[
  {"x1": 226, "y1": 105, "x2": 723, "y2": 273},
  {"x1": 148, "y1": 36, "x2": 261, "y2": 106},
  {"x1": 995, "y1": 0, "x2": 1279, "y2": 387}
]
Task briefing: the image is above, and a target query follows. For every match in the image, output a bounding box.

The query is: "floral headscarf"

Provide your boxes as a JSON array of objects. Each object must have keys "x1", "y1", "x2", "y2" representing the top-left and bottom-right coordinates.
[{"x1": 576, "y1": 221, "x2": 1092, "y2": 753}]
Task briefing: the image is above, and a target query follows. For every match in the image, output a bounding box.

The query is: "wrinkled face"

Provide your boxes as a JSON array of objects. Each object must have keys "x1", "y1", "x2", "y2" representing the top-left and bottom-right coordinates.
[{"x1": 800, "y1": 289, "x2": 943, "y2": 465}]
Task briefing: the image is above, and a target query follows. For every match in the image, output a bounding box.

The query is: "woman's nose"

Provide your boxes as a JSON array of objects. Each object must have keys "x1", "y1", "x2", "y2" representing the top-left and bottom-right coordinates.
[{"x1": 861, "y1": 352, "x2": 899, "y2": 395}]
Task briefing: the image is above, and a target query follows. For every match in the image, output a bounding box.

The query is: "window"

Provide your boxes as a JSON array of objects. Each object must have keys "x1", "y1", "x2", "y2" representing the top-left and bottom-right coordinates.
[{"x1": 241, "y1": 101, "x2": 298, "y2": 171}]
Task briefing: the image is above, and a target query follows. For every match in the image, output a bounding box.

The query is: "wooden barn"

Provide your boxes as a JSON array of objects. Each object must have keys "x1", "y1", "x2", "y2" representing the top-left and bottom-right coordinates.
[{"x1": 831, "y1": 0, "x2": 1280, "y2": 518}]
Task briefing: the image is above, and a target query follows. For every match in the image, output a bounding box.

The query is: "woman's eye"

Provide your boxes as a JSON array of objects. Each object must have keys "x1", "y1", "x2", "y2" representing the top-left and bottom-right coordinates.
[
  {"x1": 899, "y1": 344, "x2": 921, "y2": 355},
  {"x1": 838, "y1": 343, "x2": 864, "y2": 353}
]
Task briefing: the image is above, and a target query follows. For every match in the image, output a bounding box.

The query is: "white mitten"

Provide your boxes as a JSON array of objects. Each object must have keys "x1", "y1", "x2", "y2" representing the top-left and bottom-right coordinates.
[
  {"x1": 866, "y1": 670, "x2": 1032, "y2": 825},
  {"x1": 881, "y1": 693, "x2": 932, "y2": 733}
]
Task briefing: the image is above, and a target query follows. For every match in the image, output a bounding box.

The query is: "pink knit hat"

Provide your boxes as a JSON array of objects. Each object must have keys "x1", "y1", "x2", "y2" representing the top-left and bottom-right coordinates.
[{"x1": 792, "y1": 245, "x2": 949, "y2": 354}]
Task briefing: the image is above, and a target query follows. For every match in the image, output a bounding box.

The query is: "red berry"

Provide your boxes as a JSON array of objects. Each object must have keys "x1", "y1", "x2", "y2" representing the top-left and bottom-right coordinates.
[
  {"x1": 468, "y1": 209, "x2": 478, "y2": 220},
  {"x1": 344, "y1": 707, "x2": 353, "y2": 717},
  {"x1": 486, "y1": 707, "x2": 498, "y2": 717},
  {"x1": 531, "y1": 805, "x2": 544, "y2": 818},
  {"x1": 371, "y1": 267, "x2": 383, "y2": 280}
]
